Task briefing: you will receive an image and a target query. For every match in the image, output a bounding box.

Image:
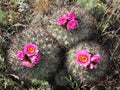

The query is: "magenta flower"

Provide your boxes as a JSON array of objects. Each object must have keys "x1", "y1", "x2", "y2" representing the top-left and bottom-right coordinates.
[
  {"x1": 17, "y1": 50, "x2": 24, "y2": 60},
  {"x1": 57, "y1": 17, "x2": 67, "y2": 26},
  {"x1": 24, "y1": 43, "x2": 38, "y2": 56},
  {"x1": 76, "y1": 50, "x2": 91, "y2": 67},
  {"x1": 30, "y1": 55, "x2": 40, "y2": 64},
  {"x1": 91, "y1": 54, "x2": 101, "y2": 63},
  {"x1": 67, "y1": 12, "x2": 76, "y2": 20},
  {"x1": 67, "y1": 19, "x2": 78, "y2": 30},
  {"x1": 20, "y1": 61, "x2": 34, "y2": 68}
]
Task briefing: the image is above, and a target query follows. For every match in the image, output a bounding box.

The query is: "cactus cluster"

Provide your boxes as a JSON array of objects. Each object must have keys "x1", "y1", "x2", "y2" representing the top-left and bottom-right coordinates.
[
  {"x1": 42, "y1": 5, "x2": 96, "y2": 48},
  {"x1": 5, "y1": 4, "x2": 110, "y2": 87},
  {"x1": 66, "y1": 41, "x2": 109, "y2": 84},
  {"x1": 6, "y1": 25, "x2": 61, "y2": 81}
]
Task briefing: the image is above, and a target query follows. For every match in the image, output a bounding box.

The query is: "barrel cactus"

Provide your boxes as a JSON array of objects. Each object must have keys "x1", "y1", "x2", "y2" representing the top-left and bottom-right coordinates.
[
  {"x1": 66, "y1": 41, "x2": 109, "y2": 84},
  {"x1": 55, "y1": 69, "x2": 69, "y2": 86},
  {"x1": 6, "y1": 25, "x2": 61, "y2": 81},
  {"x1": 42, "y1": 5, "x2": 96, "y2": 48}
]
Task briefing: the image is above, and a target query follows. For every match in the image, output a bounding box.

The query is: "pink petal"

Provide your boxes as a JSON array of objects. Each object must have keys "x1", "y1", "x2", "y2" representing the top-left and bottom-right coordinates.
[
  {"x1": 30, "y1": 55, "x2": 40, "y2": 64},
  {"x1": 17, "y1": 50, "x2": 24, "y2": 60},
  {"x1": 20, "y1": 61, "x2": 34, "y2": 68},
  {"x1": 91, "y1": 54, "x2": 101, "y2": 63},
  {"x1": 24, "y1": 43, "x2": 39, "y2": 56},
  {"x1": 67, "y1": 12, "x2": 76, "y2": 20},
  {"x1": 62, "y1": 14, "x2": 68, "y2": 18},
  {"x1": 57, "y1": 17, "x2": 67, "y2": 25},
  {"x1": 67, "y1": 19, "x2": 78, "y2": 30},
  {"x1": 76, "y1": 50, "x2": 91, "y2": 67}
]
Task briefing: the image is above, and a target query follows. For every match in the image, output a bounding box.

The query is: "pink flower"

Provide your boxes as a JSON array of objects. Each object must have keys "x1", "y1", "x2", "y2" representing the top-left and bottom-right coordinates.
[
  {"x1": 20, "y1": 61, "x2": 34, "y2": 68},
  {"x1": 30, "y1": 55, "x2": 40, "y2": 64},
  {"x1": 91, "y1": 54, "x2": 101, "y2": 63},
  {"x1": 67, "y1": 12, "x2": 76, "y2": 20},
  {"x1": 17, "y1": 50, "x2": 24, "y2": 60},
  {"x1": 24, "y1": 43, "x2": 38, "y2": 56},
  {"x1": 57, "y1": 17, "x2": 67, "y2": 26},
  {"x1": 67, "y1": 19, "x2": 78, "y2": 30},
  {"x1": 76, "y1": 50, "x2": 91, "y2": 67}
]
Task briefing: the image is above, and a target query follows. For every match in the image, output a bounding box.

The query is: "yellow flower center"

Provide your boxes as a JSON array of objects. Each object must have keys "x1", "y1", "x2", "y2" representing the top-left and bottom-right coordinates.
[
  {"x1": 78, "y1": 55, "x2": 88, "y2": 63},
  {"x1": 61, "y1": 19, "x2": 65, "y2": 23},
  {"x1": 27, "y1": 47, "x2": 35, "y2": 54}
]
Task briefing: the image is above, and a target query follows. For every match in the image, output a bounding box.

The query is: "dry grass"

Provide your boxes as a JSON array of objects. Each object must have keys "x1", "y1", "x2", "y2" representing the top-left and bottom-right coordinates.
[
  {"x1": 96, "y1": 0, "x2": 120, "y2": 40},
  {"x1": 30, "y1": 0, "x2": 53, "y2": 14}
]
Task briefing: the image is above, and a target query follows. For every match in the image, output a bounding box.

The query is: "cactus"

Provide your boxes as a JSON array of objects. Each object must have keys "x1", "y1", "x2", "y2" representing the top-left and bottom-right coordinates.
[
  {"x1": 42, "y1": 5, "x2": 96, "y2": 49},
  {"x1": 66, "y1": 41, "x2": 109, "y2": 84},
  {"x1": 6, "y1": 25, "x2": 61, "y2": 81},
  {"x1": 55, "y1": 69, "x2": 68, "y2": 86}
]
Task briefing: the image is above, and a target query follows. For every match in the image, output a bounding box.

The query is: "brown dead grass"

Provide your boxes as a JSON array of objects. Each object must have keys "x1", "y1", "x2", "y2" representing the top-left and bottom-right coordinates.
[{"x1": 30, "y1": 0, "x2": 53, "y2": 14}]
